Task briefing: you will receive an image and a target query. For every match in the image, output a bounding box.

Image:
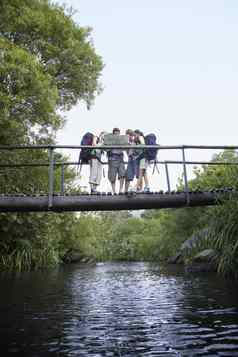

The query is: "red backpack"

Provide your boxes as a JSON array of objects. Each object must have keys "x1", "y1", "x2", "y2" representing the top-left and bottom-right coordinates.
[{"x1": 79, "y1": 132, "x2": 94, "y2": 164}]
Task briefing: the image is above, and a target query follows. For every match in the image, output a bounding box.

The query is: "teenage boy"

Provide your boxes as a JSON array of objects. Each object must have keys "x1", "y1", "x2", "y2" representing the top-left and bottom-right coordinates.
[{"x1": 107, "y1": 128, "x2": 125, "y2": 194}]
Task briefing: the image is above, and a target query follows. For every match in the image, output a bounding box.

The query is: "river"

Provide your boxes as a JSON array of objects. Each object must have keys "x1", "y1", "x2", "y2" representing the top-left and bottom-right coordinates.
[{"x1": 0, "y1": 262, "x2": 238, "y2": 356}]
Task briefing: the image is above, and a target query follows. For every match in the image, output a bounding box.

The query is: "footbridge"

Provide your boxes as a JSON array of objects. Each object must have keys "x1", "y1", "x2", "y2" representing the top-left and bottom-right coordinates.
[{"x1": 0, "y1": 144, "x2": 237, "y2": 212}]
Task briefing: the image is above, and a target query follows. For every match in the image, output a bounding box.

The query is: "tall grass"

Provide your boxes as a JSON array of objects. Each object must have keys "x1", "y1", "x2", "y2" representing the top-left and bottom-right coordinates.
[
  {"x1": 0, "y1": 238, "x2": 59, "y2": 271},
  {"x1": 207, "y1": 195, "x2": 238, "y2": 278}
]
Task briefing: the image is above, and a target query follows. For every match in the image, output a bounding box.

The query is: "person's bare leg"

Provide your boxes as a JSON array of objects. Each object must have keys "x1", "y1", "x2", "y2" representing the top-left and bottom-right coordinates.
[
  {"x1": 140, "y1": 173, "x2": 145, "y2": 191},
  {"x1": 144, "y1": 172, "x2": 149, "y2": 187},
  {"x1": 119, "y1": 178, "x2": 124, "y2": 193},
  {"x1": 136, "y1": 170, "x2": 143, "y2": 191},
  {"x1": 125, "y1": 180, "x2": 130, "y2": 193},
  {"x1": 144, "y1": 171, "x2": 150, "y2": 192},
  {"x1": 111, "y1": 181, "x2": 116, "y2": 194}
]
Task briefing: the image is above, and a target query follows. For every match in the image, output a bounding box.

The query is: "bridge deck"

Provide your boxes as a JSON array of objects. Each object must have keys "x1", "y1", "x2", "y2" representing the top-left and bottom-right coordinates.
[
  {"x1": 0, "y1": 144, "x2": 238, "y2": 212},
  {"x1": 0, "y1": 190, "x2": 234, "y2": 212}
]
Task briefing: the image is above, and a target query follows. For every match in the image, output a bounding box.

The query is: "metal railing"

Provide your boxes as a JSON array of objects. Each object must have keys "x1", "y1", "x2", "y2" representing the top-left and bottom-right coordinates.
[{"x1": 0, "y1": 144, "x2": 238, "y2": 208}]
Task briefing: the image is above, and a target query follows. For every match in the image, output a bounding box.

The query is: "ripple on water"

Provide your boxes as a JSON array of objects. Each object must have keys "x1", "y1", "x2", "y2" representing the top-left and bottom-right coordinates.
[{"x1": 1, "y1": 262, "x2": 238, "y2": 356}]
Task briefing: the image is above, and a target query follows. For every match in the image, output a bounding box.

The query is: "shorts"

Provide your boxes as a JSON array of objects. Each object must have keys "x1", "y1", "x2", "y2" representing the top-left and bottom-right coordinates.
[
  {"x1": 108, "y1": 159, "x2": 125, "y2": 183},
  {"x1": 139, "y1": 158, "x2": 150, "y2": 171},
  {"x1": 126, "y1": 158, "x2": 139, "y2": 181}
]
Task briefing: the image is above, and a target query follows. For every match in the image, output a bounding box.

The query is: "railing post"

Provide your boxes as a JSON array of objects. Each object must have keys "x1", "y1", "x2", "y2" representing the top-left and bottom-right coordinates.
[
  {"x1": 48, "y1": 147, "x2": 54, "y2": 209},
  {"x1": 60, "y1": 164, "x2": 65, "y2": 195},
  {"x1": 165, "y1": 163, "x2": 171, "y2": 193},
  {"x1": 182, "y1": 147, "x2": 190, "y2": 205}
]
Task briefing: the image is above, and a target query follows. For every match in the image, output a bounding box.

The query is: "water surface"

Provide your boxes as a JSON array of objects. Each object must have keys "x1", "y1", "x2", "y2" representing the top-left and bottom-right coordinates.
[{"x1": 1, "y1": 262, "x2": 238, "y2": 356}]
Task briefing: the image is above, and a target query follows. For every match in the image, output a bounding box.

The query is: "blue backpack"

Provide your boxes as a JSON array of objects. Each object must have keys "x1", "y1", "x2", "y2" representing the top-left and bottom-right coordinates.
[
  {"x1": 144, "y1": 133, "x2": 158, "y2": 161},
  {"x1": 79, "y1": 132, "x2": 94, "y2": 164}
]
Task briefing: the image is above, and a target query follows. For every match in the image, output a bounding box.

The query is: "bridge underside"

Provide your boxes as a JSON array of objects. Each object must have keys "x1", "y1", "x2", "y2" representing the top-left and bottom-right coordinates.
[{"x1": 0, "y1": 191, "x2": 232, "y2": 212}]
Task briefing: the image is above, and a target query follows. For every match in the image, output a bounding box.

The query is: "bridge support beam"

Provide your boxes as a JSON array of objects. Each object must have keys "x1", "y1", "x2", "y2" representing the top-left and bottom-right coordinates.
[{"x1": 0, "y1": 192, "x2": 225, "y2": 212}]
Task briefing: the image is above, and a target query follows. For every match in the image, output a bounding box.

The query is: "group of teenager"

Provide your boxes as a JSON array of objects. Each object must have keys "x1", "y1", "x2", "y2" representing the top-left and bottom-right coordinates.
[{"x1": 82, "y1": 127, "x2": 157, "y2": 195}]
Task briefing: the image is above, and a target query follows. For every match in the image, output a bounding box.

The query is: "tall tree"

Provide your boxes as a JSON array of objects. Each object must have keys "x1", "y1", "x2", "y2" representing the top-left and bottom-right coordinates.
[
  {"x1": 0, "y1": 0, "x2": 103, "y2": 143},
  {"x1": 0, "y1": 0, "x2": 104, "y2": 270}
]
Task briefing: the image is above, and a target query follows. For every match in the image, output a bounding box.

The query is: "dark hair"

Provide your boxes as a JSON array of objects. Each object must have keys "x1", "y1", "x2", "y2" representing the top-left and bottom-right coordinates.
[
  {"x1": 134, "y1": 129, "x2": 143, "y2": 136},
  {"x1": 113, "y1": 127, "x2": 120, "y2": 134}
]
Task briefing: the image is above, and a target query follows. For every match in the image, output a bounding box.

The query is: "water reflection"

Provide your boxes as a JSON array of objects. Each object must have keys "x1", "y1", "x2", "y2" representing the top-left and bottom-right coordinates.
[{"x1": 0, "y1": 262, "x2": 238, "y2": 356}]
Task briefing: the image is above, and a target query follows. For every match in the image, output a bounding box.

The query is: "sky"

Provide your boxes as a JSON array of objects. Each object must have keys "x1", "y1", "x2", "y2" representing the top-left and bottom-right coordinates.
[{"x1": 56, "y1": 0, "x2": 238, "y2": 191}]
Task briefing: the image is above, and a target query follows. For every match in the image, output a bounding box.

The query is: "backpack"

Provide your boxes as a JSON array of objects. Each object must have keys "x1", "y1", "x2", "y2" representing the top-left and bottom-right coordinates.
[
  {"x1": 79, "y1": 132, "x2": 94, "y2": 164},
  {"x1": 143, "y1": 133, "x2": 158, "y2": 161}
]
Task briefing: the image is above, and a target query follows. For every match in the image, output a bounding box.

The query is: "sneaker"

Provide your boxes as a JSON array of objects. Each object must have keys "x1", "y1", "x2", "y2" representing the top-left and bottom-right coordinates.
[
  {"x1": 127, "y1": 188, "x2": 136, "y2": 197},
  {"x1": 91, "y1": 188, "x2": 97, "y2": 195},
  {"x1": 144, "y1": 186, "x2": 150, "y2": 193}
]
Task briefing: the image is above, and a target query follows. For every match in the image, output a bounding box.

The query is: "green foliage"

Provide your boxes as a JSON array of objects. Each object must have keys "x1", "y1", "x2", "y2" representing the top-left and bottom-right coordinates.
[
  {"x1": 0, "y1": 0, "x2": 103, "y2": 144},
  {"x1": 207, "y1": 195, "x2": 238, "y2": 278},
  {"x1": 141, "y1": 207, "x2": 210, "y2": 260},
  {"x1": 0, "y1": 37, "x2": 60, "y2": 143},
  {"x1": 141, "y1": 150, "x2": 238, "y2": 277},
  {"x1": 0, "y1": 0, "x2": 103, "y2": 112},
  {"x1": 0, "y1": 212, "x2": 60, "y2": 270},
  {"x1": 71, "y1": 213, "x2": 168, "y2": 262},
  {"x1": 0, "y1": 0, "x2": 103, "y2": 271},
  {"x1": 189, "y1": 150, "x2": 238, "y2": 190},
  {"x1": 83, "y1": 150, "x2": 238, "y2": 279}
]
